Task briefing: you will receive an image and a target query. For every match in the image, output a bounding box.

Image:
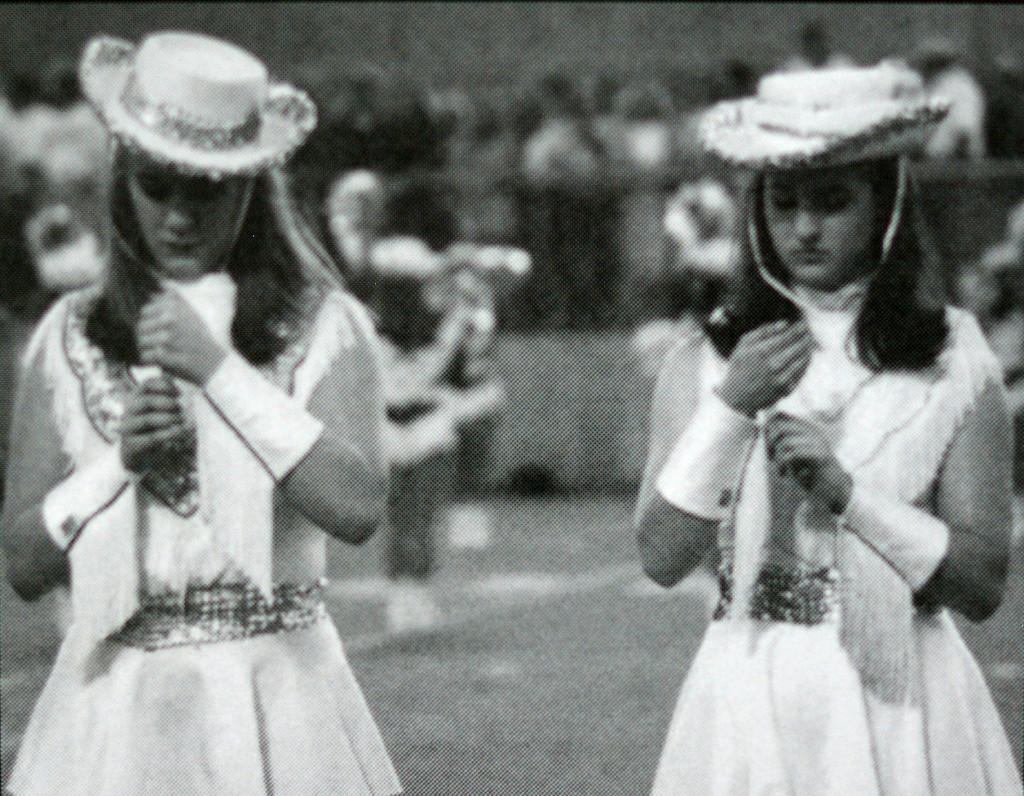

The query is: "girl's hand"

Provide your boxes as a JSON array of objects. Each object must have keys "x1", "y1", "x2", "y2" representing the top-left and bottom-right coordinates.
[
  {"x1": 764, "y1": 413, "x2": 853, "y2": 514},
  {"x1": 137, "y1": 290, "x2": 227, "y2": 385},
  {"x1": 717, "y1": 319, "x2": 813, "y2": 417},
  {"x1": 120, "y1": 376, "x2": 194, "y2": 474}
]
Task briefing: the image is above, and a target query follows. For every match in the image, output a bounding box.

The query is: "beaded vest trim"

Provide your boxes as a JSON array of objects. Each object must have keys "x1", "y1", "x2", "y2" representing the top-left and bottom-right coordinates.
[
  {"x1": 713, "y1": 563, "x2": 839, "y2": 625},
  {"x1": 109, "y1": 581, "x2": 327, "y2": 650},
  {"x1": 61, "y1": 286, "x2": 327, "y2": 517}
]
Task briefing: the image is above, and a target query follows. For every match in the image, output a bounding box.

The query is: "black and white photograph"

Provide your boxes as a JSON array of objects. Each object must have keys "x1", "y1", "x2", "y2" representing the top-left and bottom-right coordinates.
[{"x1": 0, "y1": 4, "x2": 1022, "y2": 795}]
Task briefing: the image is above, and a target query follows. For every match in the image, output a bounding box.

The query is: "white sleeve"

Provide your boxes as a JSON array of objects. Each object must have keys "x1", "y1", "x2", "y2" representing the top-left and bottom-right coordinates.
[
  {"x1": 203, "y1": 352, "x2": 325, "y2": 481},
  {"x1": 839, "y1": 486, "x2": 950, "y2": 590},
  {"x1": 655, "y1": 341, "x2": 758, "y2": 520},
  {"x1": 42, "y1": 448, "x2": 131, "y2": 551}
]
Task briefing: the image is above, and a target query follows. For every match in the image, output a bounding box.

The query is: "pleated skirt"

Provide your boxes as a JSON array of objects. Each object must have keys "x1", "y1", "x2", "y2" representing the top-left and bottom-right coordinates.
[
  {"x1": 8, "y1": 616, "x2": 402, "y2": 796},
  {"x1": 650, "y1": 611, "x2": 1021, "y2": 796}
]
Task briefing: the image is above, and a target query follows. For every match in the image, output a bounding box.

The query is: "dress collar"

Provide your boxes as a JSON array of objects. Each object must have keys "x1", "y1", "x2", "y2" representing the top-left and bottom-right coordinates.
[
  {"x1": 161, "y1": 272, "x2": 237, "y2": 346},
  {"x1": 792, "y1": 276, "x2": 871, "y2": 314}
]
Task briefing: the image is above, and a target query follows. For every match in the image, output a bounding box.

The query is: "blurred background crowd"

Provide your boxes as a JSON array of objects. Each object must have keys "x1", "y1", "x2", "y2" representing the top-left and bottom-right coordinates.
[{"x1": 4, "y1": 12, "x2": 1024, "y2": 326}]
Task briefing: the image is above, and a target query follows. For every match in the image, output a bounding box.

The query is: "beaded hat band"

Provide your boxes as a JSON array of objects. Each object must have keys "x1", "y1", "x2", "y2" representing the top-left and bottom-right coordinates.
[
  {"x1": 700, "y1": 61, "x2": 949, "y2": 170},
  {"x1": 119, "y1": 72, "x2": 263, "y2": 153},
  {"x1": 80, "y1": 32, "x2": 317, "y2": 179}
]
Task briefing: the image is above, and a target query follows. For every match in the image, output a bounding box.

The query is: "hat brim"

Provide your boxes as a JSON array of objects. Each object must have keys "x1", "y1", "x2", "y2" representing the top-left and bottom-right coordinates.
[
  {"x1": 369, "y1": 237, "x2": 446, "y2": 279},
  {"x1": 676, "y1": 239, "x2": 738, "y2": 277},
  {"x1": 700, "y1": 97, "x2": 949, "y2": 170},
  {"x1": 79, "y1": 36, "x2": 316, "y2": 178}
]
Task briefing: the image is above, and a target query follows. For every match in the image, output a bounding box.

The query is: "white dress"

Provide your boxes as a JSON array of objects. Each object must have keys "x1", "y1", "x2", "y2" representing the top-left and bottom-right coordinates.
[
  {"x1": 649, "y1": 305, "x2": 1022, "y2": 796},
  {"x1": 4, "y1": 284, "x2": 402, "y2": 796}
]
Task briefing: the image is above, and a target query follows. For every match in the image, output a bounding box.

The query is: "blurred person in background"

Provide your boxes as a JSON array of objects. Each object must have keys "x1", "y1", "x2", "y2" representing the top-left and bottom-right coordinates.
[
  {"x1": 638, "y1": 62, "x2": 1020, "y2": 794},
  {"x1": 424, "y1": 243, "x2": 529, "y2": 551},
  {"x1": 960, "y1": 198, "x2": 1024, "y2": 493},
  {"x1": 780, "y1": 17, "x2": 855, "y2": 72},
  {"x1": 2, "y1": 32, "x2": 401, "y2": 796},
  {"x1": 0, "y1": 55, "x2": 107, "y2": 315},
  {"x1": 985, "y1": 51, "x2": 1024, "y2": 159},
  {"x1": 522, "y1": 74, "x2": 606, "y2": 179},
  {"x1": 452, "y1": 93, "x2": 522, "y2": 244},
  {"x1": 612, "y1": 79, "x2": 676, "y2": 172},
  {"x1": 590, "y1": 71, "x2": 626, "y2": 157},
  {"x1": 911, "y1": 37, "x2": 987, "y2": 160},
  {"x1": 429, "y1": 243, "x2": 529, "y2": 486},
  {"x1": 518, "y1": 74, "x2": 621, "y2": 328},
  {"x1": 369, "y1": 236, "x2": 458, "y2": 633},
  {"x1": 325, "y1": 168, "x2": 387, "y2": 304},
  {"x1": 369, "y1": 233, "x2": 529, "y2": 631},
  {"x1": 633, "y1": 178, "x2": 741, "y2": 382}
]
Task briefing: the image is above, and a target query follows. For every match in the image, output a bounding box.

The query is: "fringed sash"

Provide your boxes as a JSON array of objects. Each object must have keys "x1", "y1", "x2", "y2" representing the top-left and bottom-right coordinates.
[{"x1": 722, "y1": 274, "x2": 1001, "y2": 703}]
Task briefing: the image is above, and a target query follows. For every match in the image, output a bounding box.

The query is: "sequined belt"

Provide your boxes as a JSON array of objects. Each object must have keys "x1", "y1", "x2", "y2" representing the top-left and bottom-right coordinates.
[
  {"x1": 109, "y1": 581, "x2": 328, "y2": 651},
  {"x1": 712, "y1": 564, "x2": 839, "y2": 625}
]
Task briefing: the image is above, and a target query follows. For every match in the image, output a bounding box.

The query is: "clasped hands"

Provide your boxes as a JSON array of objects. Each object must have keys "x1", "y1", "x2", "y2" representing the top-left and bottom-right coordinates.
[
  {"x1": 717, "y1": 318, "x2": 853, "y2": 514},
  {"x1": 120, "y1": 290, "x2": 227, "y2": 475}
]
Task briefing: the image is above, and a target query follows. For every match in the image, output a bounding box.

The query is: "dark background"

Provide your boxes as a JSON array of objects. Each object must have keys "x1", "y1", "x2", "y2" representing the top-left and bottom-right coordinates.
[{"x1": 2, "y1": 3, "x2": 1021, "y2": 90}]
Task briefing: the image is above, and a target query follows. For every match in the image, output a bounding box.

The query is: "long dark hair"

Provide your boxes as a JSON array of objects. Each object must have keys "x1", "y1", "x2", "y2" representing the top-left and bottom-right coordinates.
[
  {"x1": 705, "y1": 158, "x2": 948, "y2": 371},
  {"x1": 86, "y1": 148, "x2": 340, "y2": 365}
]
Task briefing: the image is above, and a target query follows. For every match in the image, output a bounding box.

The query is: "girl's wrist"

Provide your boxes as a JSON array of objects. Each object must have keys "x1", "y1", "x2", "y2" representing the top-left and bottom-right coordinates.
[
  {"x1": 826, "y1": 465, "x2": 854, "y2": 515},
  {"x1": 196, "y1": 344, "x2": 228, "y2": 386},
  {"x1": 714, "y1": 383, "x2": 756, "y2": 418}
]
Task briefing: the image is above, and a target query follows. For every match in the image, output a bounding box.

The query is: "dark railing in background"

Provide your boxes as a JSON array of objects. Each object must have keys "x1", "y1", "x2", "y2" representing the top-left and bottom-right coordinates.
[{"x1": 296, "y1": 160, "x2": 1024, "y2": 336}]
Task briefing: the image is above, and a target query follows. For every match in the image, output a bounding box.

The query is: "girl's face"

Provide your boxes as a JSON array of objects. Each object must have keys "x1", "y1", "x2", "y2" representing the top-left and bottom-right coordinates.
[
  {"x1": 764, "y1": 165, "x2": 878, "y2": 291},
  {"x1": 126, "y1": 154, "x2": 254, "y2": 281}
]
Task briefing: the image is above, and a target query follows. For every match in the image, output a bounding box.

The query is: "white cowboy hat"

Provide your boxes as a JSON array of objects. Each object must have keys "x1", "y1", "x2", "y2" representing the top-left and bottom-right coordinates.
[
  {"x1": 699, "y1": 61, "x2": 949, "y2": 170},
  {"x1": 79, "y1": 31, "x2": 317, "y2": 178}
]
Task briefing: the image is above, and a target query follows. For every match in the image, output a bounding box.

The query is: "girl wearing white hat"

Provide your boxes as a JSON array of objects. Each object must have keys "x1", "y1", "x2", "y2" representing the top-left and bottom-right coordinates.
[
  {"x1": 636, "y1": 62, "x2": 1021, "y2": 795},
  {"x1": 2, "y1": 32, "x2": 401, "y2": 795}
]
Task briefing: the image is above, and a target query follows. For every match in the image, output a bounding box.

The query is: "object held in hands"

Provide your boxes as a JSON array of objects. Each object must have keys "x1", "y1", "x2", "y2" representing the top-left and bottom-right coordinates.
[
  {"x1": 119, "y1": 375, "x2": 194, "y2": 475},
  {"x1": 764, "y1": 412, "x2": 853, "y2": 513}
]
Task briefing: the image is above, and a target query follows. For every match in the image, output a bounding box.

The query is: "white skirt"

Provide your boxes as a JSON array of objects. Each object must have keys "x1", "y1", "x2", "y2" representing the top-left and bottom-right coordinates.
[
  {"x1": 8, "y1": 617, "x2": 402, "y2": 796},
  {"x1": 651, "y1": 611, "x2": 1021, "y2": 796}
]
